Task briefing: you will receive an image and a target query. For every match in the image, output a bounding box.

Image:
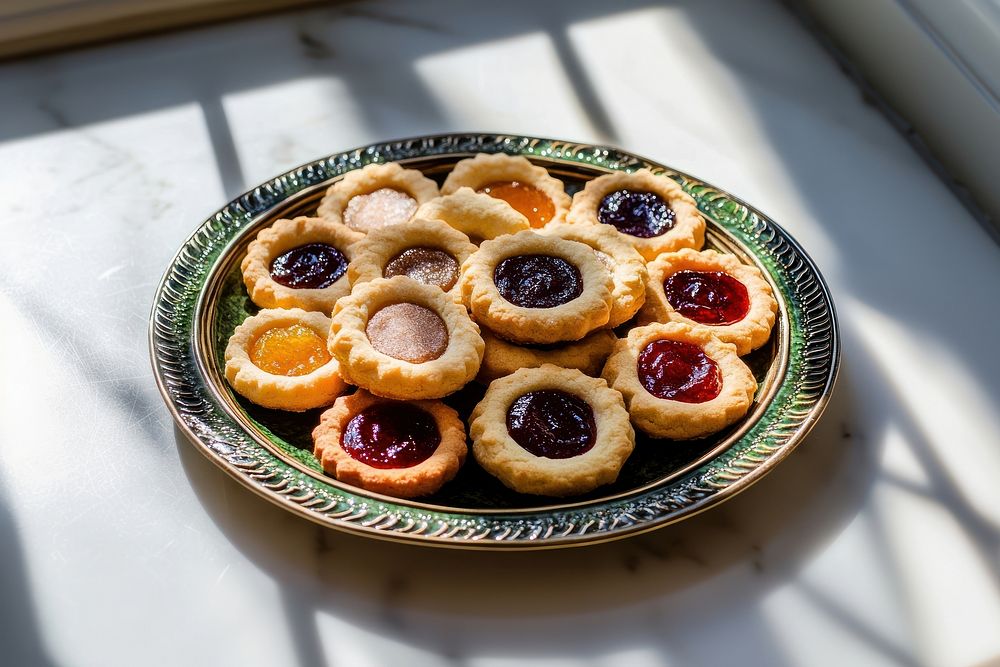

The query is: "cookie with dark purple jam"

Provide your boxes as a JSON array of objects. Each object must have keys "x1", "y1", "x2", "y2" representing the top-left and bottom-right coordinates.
[
  {"x1": 241, "y1": 216, "x2": 363, "y2": 312},
  {"x1": 470, "y1": 365, "x2": 634, "y2": 497},
  {"x1": 567, "y1": 168, "x2": 706, "y2": 260},
  {"x1": 459, "y1": 230, "x2": 614, "y2": 344}
]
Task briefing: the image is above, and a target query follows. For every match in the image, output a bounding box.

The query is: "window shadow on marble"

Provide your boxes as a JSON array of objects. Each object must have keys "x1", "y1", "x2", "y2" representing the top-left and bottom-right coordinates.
[
  {"x1": 0, "y1": 0, "x2": 634, "y2": 163},
  {"x1": 177, "y1": 339, "x2": 870, "y2": 664},
  {"x1": 676, "y1": 0, "x2": 1000, "y2": 660},
  {"x1": 0, "y1": 476, "x2": 61, "y2": 667}
]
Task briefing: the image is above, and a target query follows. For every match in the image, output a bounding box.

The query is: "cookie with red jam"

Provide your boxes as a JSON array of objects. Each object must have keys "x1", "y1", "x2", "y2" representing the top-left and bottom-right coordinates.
[
  {"x1": 313, "y1": 390, "x2": 467, "y2": 498},
  {"x1": 641, "y1": 248, "x2": 777, "y2": 355},
  {"x1": 602, "y1": 322, "x2": 756, "y2": 439},
  {"x1": 469, "y1": 365, "x2": 634, "y2": 496},
  {"x1": 567, "y1": 169, "x2": 705, "y2": 260}
]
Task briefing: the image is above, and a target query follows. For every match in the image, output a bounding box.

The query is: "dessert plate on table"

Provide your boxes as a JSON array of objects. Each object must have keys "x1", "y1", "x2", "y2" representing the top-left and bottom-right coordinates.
[{"x1": 149, "y1": 133, "x2": 839, "y2": 550}]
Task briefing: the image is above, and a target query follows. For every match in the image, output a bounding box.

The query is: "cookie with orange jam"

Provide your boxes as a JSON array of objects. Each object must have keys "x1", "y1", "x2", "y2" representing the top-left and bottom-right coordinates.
[
  {"x1": 329, "y1": 276, "x2": 484, "y2": 400},
  {"x1": 225, "y1": 308, "x2": 347, "y2": 411},
  {"x1": 317, "y1": 162, "x2": 439, "y2": 234},
  {"x1": 470, "y1": 366, "x2": 634, "y2": 497},
  {"x1": 241, "y1": 216, "x2": 363, "y2": 312},
  {"x1": 441, "y1": 153, "x2": 571, "y2": 229},
  {"x1": 313, "y1": 390, "x2": 467, "y2": 498},
  {"x1": 641, "y1": 248, "x2": 777, "y2": 355},
  {"x1": 567, "y1": 169, "x2": 705, "y2": 260},
  {"x1": 602, "y1": 322, "x2": 756, "y2": 440}
]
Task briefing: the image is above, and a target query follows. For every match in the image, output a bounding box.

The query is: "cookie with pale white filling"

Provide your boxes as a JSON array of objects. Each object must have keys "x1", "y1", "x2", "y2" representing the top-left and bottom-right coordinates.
[
  {"x1": 318, "y1": 162, "x2": 439, "y2": 234},
  {"x1": 329, "y1": 276, "x2": 484, "y2": 400}
]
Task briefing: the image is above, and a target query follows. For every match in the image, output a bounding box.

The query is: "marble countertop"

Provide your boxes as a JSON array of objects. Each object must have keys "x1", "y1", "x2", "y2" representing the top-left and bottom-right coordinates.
[{"x1": 2, "y1": 1, "x2": 999, "y2": 665}]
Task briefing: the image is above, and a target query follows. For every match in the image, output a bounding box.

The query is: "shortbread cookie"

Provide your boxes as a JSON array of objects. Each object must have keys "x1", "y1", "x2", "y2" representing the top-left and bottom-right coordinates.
[
  {"x1": 441, "y1": 153, "x2": 571, "y2": 228},
  {"x1": 459, "y1": 231, "x2": 613, "y2": 344},
  {"x1": 470, "y1": 365, "x2": 634, "y2": 496},
  {"x1": 416, "y1": 187, "x2": 530, "y2": 244},
  {"x1": 225, "y1": 308, "x2": 347, "y2": 411},
  {"x1": 313, "y1": 390, "x2": 466, "y2": 498},
  {"x1": 640, "y1": 248, "x2": 777, "y2": 355},
  {"x1": 347, "y1": 218, "x2": 477, "y2": 300},
  {"x1": 317, "y1": 162, "x2": 439, "y2": 233},
  {"x1": 602, "y1": 322, "x2": 756, "y2": 439},
  {"x1": 477, "y1": 328, "x2": 617, "y2": 383},
  {"x1": 540, "y1": 222, "x2": 647, "y2": 327},
  {"x1": 329, "y1": 276, "x2": 484, "y2": 399},
  {"x1": 241, "y1": 216, "x2": 363, "y2": 312},
  {"x1": 567, "y1": 169, "x2": 705, "y2": 260}
]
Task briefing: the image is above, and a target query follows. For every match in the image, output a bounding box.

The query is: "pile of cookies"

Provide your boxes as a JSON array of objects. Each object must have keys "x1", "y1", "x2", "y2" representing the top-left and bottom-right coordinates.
[{"x1": 225, "y1": 153, "x2": 777, "y2": 499}]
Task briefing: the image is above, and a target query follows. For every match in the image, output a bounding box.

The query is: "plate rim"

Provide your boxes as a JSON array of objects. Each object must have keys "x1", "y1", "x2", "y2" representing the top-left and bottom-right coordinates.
[{"x1": 149, "y1": 132, "x2": 840, "y2": 550}]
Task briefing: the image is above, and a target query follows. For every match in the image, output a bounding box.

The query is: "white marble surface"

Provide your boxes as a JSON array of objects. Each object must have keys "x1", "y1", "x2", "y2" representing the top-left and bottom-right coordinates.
[{"x1": 1, "y1": 1, "x2": 999, "y2": 666}]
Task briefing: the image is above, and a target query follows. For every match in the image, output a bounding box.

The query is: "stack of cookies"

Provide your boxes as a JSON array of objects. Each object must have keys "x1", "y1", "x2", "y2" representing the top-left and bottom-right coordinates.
[{"x1": 224, "y1": 153, "x2": 777, "y2": 499}]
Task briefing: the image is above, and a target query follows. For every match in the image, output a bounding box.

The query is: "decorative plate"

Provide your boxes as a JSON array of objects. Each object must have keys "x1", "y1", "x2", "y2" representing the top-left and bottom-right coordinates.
[{"x1": 150, "y1": 133, "x2": 839, "y2": 549}]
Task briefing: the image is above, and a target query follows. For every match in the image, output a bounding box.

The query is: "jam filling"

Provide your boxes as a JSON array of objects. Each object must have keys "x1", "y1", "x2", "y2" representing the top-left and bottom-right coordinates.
[
  {"x1": 366, "y1": 303, "x2": 449, "y2": 363},
  {"x1": 663, "y1": 270, "x2": 750, "y2": 325},
  {"x1": 343, "y1": 188, "x2": 417, "y2": 232},
  {"x1": 249, "y1": 324, "x2": 330, "y2": 376},
  {"x1": 506, "y1": 390, "x2": 596, "y2": 459},
  {"x1": 478, "y1": 180, "x2": 555, "y2": 228},
  {"x1": 341, "y1": 403, "x2": 440, "y2": 469},
  {"x1": 597, "y1": 189, "x2": 675, "y2": 238},
  {"x1": 383, "y1": 247, "x2": 459, "y2": 291},
  {"x1": 269, "y1": 242, "x2": 348, "y2": 289},
  {"x1": 637, "y1": 339, "x2": 722, "y2": 403},
  {"x1": 493, "y1": 254, "x2": 583, "y2": 308}
]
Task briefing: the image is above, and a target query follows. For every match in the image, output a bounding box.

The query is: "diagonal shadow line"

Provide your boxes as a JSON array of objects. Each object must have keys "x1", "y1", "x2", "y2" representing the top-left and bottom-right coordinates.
[
  {"x1": 281, "y1": 587, "x2": 329, "y2": 667},
  {"x1": 0, "y1": 281, "x2": 167, "y2": 448},
  {"x1": 0, "y1": 1, "x2": 660, "y2": 145},
  {"x1": 880, "y1": 472, "x2": 1000, "y2": 539},
  {"x1": 797, "y1": 580, "x2": 920, "y2": 667},
  {"x1": 199, "y1": 94, "x2": 246, "y2": 199},
  {"x1": 546, "y1": 25, "x2": 619, "y2": 144},
  {"x1": 0, "y1": 476, "x2": 62, "y2": 667},
  {"x1": 862, "y1": 348, "x2": 1000, "y2": 596}
]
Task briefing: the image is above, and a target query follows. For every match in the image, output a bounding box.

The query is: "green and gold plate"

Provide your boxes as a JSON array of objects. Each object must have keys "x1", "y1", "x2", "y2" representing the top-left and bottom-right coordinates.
[{"x1": 150, "y1": 133, "x2": 839, "y2": 549}]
